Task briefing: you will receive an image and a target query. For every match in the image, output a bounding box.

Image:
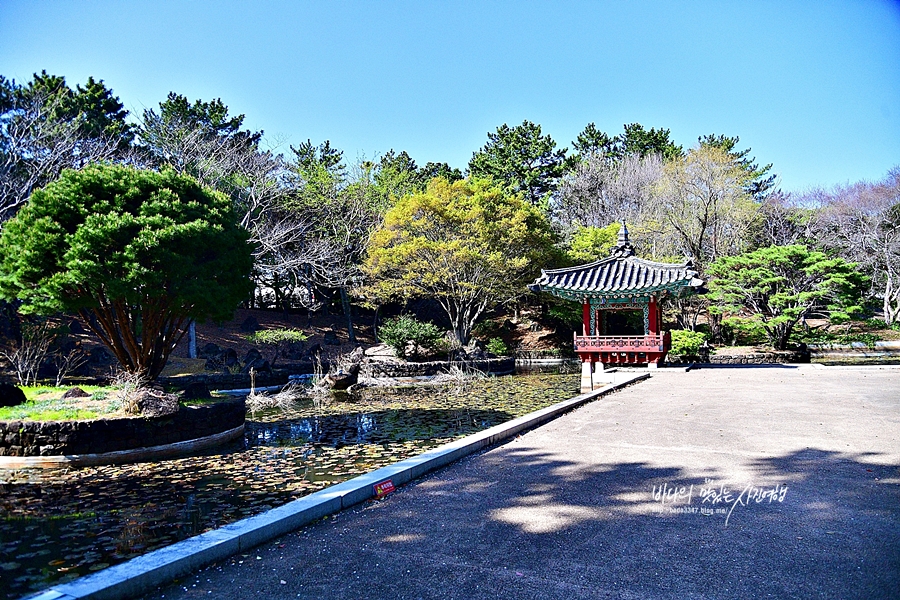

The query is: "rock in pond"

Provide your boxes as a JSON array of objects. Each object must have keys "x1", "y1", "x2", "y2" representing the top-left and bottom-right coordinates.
[{"x1": 135, "y1": 388, "x2": 180, "y2": 417}]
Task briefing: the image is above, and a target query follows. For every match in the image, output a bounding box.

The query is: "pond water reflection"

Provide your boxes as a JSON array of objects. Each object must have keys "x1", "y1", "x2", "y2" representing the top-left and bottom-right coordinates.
[{"x1": 0, "y1": 373, "x2": 578, "y2": 598}]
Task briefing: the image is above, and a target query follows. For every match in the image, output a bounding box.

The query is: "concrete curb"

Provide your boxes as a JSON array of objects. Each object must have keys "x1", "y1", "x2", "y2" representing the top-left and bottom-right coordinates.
[
  {"x1": 25, "y1": 372, "x2": 649, "y2": 600},
  {"x1": 809, "y1": 362, "x2": 900, "y2": 370}
]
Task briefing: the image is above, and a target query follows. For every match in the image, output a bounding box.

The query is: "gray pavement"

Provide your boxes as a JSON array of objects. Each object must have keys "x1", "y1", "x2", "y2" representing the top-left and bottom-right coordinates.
[{"x1": 142, "y1": 366, "x2": 900, "y2": 600}]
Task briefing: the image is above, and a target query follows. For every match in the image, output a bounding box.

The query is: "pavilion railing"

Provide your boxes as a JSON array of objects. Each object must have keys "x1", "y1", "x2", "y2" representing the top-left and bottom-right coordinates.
[{"x1": 574, "y1": 332, "x2": 670, "y2": 352}]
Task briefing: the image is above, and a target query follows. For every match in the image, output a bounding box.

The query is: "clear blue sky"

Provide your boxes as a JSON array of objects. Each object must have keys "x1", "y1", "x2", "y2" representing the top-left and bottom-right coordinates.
[{"x1": 1, "y1": 0, "x2": 898, "y2": 194}]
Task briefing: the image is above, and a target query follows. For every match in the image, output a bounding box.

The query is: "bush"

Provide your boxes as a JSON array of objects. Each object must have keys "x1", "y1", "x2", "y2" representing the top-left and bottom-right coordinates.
[
  {"x1": 721, "y1": 317, "x2": 768, "y2": 346},
  {"x1": 245, "y1": 328, "x2": 308, "y2": 345},
  {"x1": 245, "y1": 328, "x2": 308, "y2": 366},
  {"x1": 378, "y1": 316, "x2": 446, "y2": 360},
  {"x1": 793, "y1": 328, "x2": 880, "y2": 348},
  {"x1": 669, "y1": 329, "x2": 708, "y2": 356},
  {"x1": 485, "y1": 337, "x2": 509, "y2": 356},
  {"x1": 863, "y1": 317, "x2": 900, "y2": 332}
]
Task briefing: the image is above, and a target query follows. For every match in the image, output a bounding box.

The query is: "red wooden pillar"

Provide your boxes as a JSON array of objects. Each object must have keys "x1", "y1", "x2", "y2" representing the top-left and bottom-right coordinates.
[
  {"x1": 582, "y1": 301, "x2": 591, "y2": 336},
  {"x1": 647, "y1": 297, "x2": 659, "y2": 335}
]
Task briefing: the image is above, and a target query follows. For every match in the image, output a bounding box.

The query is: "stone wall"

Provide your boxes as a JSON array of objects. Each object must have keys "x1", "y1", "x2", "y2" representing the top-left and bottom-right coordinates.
[
  {"x1": 361, "y1": 357, "x2": 516, "y2": 378},
  {"x1": 0, "y1": 398, "x2": 245, "y2": 457},
  {"x1": 665, "y1": 349, "x2": 809, "y2": 366},
  {"x1": 159, "y1": 364, "x2": 317, "y2": 391},
  {"x1": 808, "y1": 340, "x2": 900, "y2": 360}
]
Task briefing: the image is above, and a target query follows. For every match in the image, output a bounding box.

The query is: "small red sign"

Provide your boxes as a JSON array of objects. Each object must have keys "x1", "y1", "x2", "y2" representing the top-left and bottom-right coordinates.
[{"x1": 374, "y1": 479, "x2": 395, "y2": 499}]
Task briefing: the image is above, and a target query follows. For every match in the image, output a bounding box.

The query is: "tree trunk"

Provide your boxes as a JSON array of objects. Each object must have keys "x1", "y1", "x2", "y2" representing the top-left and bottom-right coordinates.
[
  {"x1": 885, "y1": 270, "x2": 899, "y2": 326},
  {"x1": 707, "y1": 311, "x2": 724, "y2": 344},
  {"x1": 340, "y1": 286, "x2": 356, "y2": 344},
  {"x1": 372, "y1": 305, "x2": 381, "y2": 342},
  {"x1": 188, "y1": 321, "x2": 197, "y2": 359}
]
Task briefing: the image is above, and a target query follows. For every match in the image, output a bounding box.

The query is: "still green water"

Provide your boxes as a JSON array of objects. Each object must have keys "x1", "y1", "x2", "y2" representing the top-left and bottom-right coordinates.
[{"x1": 0, "y1": 373, "x2": 578, "y2": 598}]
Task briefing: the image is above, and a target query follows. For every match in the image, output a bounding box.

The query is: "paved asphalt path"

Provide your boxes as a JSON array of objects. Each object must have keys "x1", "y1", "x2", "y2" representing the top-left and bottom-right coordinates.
[{"x1": 142, "y1": 366, "x2": 900, "y2": 600}]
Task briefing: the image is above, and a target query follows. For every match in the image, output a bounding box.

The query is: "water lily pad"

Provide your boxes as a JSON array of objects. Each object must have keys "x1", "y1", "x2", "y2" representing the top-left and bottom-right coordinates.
[{"x1": 1, "y1": 373, "x2": 577, "y2": 597}]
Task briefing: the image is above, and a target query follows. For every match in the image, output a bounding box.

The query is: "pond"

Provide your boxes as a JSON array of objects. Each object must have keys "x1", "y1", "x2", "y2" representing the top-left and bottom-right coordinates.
[{"x1": 0, "y1": 373, "x2": 578, "y2": 598}]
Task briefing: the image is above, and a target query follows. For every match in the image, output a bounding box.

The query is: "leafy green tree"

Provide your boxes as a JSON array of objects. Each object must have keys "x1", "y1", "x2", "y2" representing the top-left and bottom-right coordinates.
[
  {"x1": 699, "y1": 133, "x2": 775, "y2": 201},
  {"x1": 571, "y1": 122, "x2": 616, "y2": 162},
  {"x1": 143, "y1": 92, "x2": 260, "y2": 191},
  {"x1": 420, "y1": 161, "x2": 463, "y2": 184},
  {"x1": 617, "y1": 123, "x2": 683, "y2": 161},
  {"x1": 0, "y1": 164, "x2": 254, "y2": 379},
  {"x1": 669, "y1": 329, "x2": 708, "y2": 356},
  {"x1": 468, "y1": 120, "x2": 568, "y2": 207},
  {"x1": 13, "y1": 71, "x2": 133, "y2": 146},
  {"x1": 291, "y1": 139, "x2": 345, "y2": 179},
  {"x1": 363, "y1": 177, "x2": 558, "y2": 346},
  {"x1": 707, "y1": 245, "x2": 866, "y2": 350},
  {"x1": 568, "y1": 222, "x2": 621, "y2": 263},
  {"x1": 144, "y1": 92, "x2": 260, "y2": 147},
  {"x1": 245, "y1": 328, "x2": 308, "y2": 367},
  {"x1": 289, "y1": 139, "x2": 347, "y2": 209},
  {"x1": 570, "y1": 122, "x2": 682, "y2": 164},
  {"x1": 72, "y1": 76, "x2": 133, "y2": 144},
  {"x1": 372, "y1": 149, "x2": 423, "y2": 203}
]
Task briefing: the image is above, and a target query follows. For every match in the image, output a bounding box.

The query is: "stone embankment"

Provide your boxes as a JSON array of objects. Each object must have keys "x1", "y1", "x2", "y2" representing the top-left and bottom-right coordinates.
[
  {"x1": 0, "y1": 398, "x2": 245, "y2": 459},
  {"x1": 666, "y1": 349, "x2": 809, "y2": 365},
  {"x1": 361, "y1": 357, "x2": 515, "y2": 378},
  {"x1": 808, "y1": 340, "x2": 900, "y2": 360}
]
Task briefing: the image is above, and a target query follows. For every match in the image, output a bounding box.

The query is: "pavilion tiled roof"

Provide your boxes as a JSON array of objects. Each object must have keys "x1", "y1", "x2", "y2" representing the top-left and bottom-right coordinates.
[{"x1": 529, "y1": 222, "x2": 704, "y2": 299}]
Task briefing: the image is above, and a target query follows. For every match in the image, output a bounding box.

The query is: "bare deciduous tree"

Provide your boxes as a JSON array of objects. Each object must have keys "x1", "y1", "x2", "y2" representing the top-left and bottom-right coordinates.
[
  {"x1": 0, "y1": 319, "x2": 54, "y2": 386},
  {"x1": 1, "y1": 91, "x2": 123, "y2": 222},
  {"x1": 811, "y1": 168, "x2": 900, "y2": 325},
  {"x1": 554, "y1": 152, "x2": 663, "y2": 232},
  {"x1": 648, "y1": 145, "x2": 759, "y2": 270},
  {"x1": 138, "y1": 111, "x2": 381, "y2": 322},
  {"x1": 755, "y1": 191, "x2": 822, "y2": 247}
]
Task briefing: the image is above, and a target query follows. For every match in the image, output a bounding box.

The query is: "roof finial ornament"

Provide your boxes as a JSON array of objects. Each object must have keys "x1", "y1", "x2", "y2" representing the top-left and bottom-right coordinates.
[{"x1": 611, "y1": 219, "x2": 635, "y2": 258}]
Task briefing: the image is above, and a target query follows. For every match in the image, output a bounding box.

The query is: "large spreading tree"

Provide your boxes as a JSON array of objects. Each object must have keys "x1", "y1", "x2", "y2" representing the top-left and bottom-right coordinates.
[
  {"x1": 707, "y1": 245, "x2": 866, "y2": 350},
  {"x1": 363, "y1": 177, "x2": 558, "y2": 346},
  {"x1": 0, "y1": 164, "x2": 254, "y2": 379}
]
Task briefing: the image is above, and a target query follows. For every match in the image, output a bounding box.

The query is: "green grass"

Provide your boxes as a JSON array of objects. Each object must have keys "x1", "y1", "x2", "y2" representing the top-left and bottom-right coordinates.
[
  {"x1": 20, "y1": 408, "x2": 99, "y2": 421},
  {"x1": 22, "y1": 385, "x2": 107, "y2": 402},
  {"x1": 0, "y1": 385, "x2": 118, "y2": 421},
  {"x1": 1, "y1": 385, "x2": 234, "y2": 420}
]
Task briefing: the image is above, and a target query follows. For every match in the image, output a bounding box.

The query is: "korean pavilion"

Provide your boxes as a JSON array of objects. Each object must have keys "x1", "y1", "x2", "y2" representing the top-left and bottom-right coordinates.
[{"x1": 529, "y1": 222, "x2": 703, "y2": 392}]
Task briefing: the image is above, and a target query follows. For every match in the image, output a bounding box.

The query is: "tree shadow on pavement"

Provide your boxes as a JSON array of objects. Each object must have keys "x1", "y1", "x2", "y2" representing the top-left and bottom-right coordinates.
[{"x1": 329, "y1": 446, "x2": 900, "y2": 600}]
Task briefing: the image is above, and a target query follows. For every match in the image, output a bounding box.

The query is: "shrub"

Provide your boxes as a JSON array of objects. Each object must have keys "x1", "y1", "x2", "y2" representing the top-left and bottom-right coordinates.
[
  {"x1": 378, "y1": 316, "x2": 446, "y2": 360},
  {"x1": 721, "y1": 317, "x2": 768, "y2": 346},
  {"x1": 245, "y1": 328, "x2": 308, "y2": 345},
  {"x1": 485, "y1": 337, "x2": 509, "y2": 356},
  {"x1": 669, "y1": 329, "x2": 708, "y2": 356},
  {"x1": 245, "y1": 328, "x2": 308, "y2": 366},
  {"x1": 796, "y1": 329, "x2": 880, "y2": 348},
  {"x1": 0, "y1": 319, "x2": 57, "y2": 386}
]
